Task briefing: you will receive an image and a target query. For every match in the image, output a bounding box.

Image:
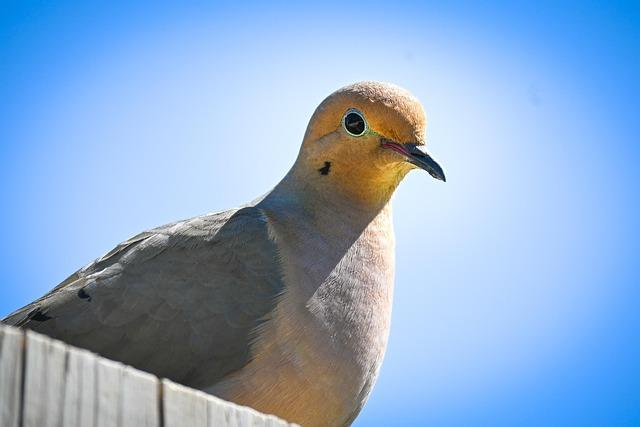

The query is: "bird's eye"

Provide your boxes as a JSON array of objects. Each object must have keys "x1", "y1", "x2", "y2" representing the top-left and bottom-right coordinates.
[{"x1": 343, "y1": 109, "x2": 367, "y2": 136}]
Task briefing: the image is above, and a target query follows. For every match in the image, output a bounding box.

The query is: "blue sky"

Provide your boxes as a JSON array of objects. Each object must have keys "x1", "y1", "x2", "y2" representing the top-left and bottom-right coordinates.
[{"x1": 1, "y1": 1, "x2": 639, "y2": 425}]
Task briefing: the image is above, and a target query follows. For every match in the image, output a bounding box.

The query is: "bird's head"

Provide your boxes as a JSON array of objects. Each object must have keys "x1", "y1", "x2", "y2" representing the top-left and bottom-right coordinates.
[{"x1": 293, "y1": 81, "x2": 445, "y2": 206}]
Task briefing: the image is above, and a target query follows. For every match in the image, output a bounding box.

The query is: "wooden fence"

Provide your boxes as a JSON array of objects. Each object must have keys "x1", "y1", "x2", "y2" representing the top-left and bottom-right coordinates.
[{"x1": 0, "y1": 324, "x2": 295, "y2": 427}]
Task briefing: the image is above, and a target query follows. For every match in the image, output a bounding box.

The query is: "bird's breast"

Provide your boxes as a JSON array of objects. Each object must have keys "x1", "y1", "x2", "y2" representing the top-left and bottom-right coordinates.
[{"x1": 208, "y1": 207, "x2": 395, "y2": 426}]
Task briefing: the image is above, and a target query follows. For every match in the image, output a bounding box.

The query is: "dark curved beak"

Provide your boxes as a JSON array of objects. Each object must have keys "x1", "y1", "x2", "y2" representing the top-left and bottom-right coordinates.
[{"x1": 381, "y1": 139, "x2": 446, "y2": 182}]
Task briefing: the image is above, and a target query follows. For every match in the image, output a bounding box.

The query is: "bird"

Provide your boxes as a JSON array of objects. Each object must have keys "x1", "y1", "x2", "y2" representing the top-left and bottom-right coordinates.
[{"x1": 2, "y1": 81, "x2": 445, "y2": 427}]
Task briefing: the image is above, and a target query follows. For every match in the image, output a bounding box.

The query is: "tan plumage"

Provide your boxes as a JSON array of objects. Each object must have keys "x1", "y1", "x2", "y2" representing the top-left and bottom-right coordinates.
[{"x1": 2, "y1": 81, "x2": 444, "y2": 427}]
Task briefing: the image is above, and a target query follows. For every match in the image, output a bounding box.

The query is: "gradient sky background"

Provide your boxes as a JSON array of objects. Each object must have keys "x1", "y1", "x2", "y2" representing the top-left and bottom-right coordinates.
[{"x1": 1, "y1": 1, "x2": 639, "y2": 426}]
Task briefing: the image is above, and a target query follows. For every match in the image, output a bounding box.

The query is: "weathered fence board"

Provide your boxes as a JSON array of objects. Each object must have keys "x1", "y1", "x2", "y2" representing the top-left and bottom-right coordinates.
[
  {"x1": 63, "y1": 347, "x2": 97, "y2": 427},
  {"x1": 23, "y1": 330, "x2": 68, "y2": 427},
  {"x1": 163, "y1": 380, "x2": 209, "y2": 427},
  {"x1": 0, "y1": 324, "x2": 295, "y2": 427},
  {"x1": 163, "y1": 379, "x2": 289, "y2": 427},
  {"x1": 0, "y1": 326, "x2": 23, "y2": 427},
  {"x1": 121, "y1": 366, "x2": 159, "y2": 427}
]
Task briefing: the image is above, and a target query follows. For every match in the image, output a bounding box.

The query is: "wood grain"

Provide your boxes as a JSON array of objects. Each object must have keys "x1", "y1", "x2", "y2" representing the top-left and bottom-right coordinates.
[
  {"x1": 0, "y1": 326, "x2": 23, "y2": 427},
  {"x1": 0, "y1": 325, "x2": 295, "y2": 427}
]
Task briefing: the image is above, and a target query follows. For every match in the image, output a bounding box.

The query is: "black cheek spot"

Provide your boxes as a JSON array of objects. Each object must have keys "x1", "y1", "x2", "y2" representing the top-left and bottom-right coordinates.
[
  {"x1": 77, "y1": 288, "x2": 92, "y2": 302},
  {"x1": 318, "y1": 161, "x2": 331, "y2": 175},
  {"x1": 28, "y1": 308, "x2": 52, "y2": 322}
]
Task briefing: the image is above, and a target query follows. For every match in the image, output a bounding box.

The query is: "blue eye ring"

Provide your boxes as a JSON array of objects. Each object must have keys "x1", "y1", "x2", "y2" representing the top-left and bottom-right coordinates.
[{"x1": 343, "y1": 109, "x2": 367, "y2": 136}]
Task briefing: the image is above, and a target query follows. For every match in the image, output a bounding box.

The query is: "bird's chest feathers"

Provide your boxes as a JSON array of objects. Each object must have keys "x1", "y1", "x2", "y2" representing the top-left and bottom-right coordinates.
[
  {"x1": 277, "y1": 208, "x2": 395, "y2": 342},
  {"x1": 305, "y1": 232, "x2": 395, "y2": 360},
  {"x1": 225, "y1": 203, "x2": 396, "y2": 425},
  {"x1": 271, "y1": 214, "x2": 395, "y2": 400}
]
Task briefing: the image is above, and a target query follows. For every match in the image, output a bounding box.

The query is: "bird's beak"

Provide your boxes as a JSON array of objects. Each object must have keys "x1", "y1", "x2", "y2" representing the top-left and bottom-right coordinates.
[{"x1": 381, "y1": 139, "x2": 446, "y2": 182}]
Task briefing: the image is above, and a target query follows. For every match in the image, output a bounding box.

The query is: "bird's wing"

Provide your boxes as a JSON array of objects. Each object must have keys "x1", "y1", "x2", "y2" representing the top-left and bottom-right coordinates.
[{"x1": 2, "y1": 206, "x2": 284, "y2": 389}]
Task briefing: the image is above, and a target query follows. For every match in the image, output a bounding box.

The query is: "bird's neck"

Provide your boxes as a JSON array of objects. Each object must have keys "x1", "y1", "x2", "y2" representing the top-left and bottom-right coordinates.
[
  {"x1": 279, "y1": 152, "x2": 410, "y2": 210},
  {"x1": 260, "y1": 165, "x2": 395, "y2": 235},
  {"x1": 257, "y1": 169, "x2": 395, "y2": 297}
]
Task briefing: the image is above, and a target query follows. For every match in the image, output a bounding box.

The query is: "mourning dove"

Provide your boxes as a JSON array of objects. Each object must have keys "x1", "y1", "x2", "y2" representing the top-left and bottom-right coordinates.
[{"x1": 2, "y1": 81, "x2": 445, "y2": 427}]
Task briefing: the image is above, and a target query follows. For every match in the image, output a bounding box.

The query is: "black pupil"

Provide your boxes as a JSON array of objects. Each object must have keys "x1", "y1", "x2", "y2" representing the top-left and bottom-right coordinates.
[{"x1": 345, "y1": 112, "x2": 365, "y2": 135}]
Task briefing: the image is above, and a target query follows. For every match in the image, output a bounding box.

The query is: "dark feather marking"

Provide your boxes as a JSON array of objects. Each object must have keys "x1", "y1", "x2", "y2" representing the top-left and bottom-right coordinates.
[
  {"x1": 318, "y1": 161, "x2": 331, "y2": 175},
  {"x1": 77, "y1": 288, "x2": 92, "y2": 302},
  {"x1": 28, "y1": 308, "x2": 52, "y2": 322}
]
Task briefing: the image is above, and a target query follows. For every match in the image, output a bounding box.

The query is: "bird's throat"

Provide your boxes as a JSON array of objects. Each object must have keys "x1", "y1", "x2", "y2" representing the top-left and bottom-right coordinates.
[{"x1": 290, "y1": 158, "x2": 409, "y2": 212}]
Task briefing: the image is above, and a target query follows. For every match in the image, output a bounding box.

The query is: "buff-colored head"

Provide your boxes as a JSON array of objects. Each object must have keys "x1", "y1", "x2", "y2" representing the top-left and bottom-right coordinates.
[{"x1": 291, "y1": 81, "x2": 445, "y2": 206}]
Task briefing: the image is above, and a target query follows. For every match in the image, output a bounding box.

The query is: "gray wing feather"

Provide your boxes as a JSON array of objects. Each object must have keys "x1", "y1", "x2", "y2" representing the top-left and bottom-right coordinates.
[{"x1": 2, "y1": 206, "x2": 284, "y2": 389}]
